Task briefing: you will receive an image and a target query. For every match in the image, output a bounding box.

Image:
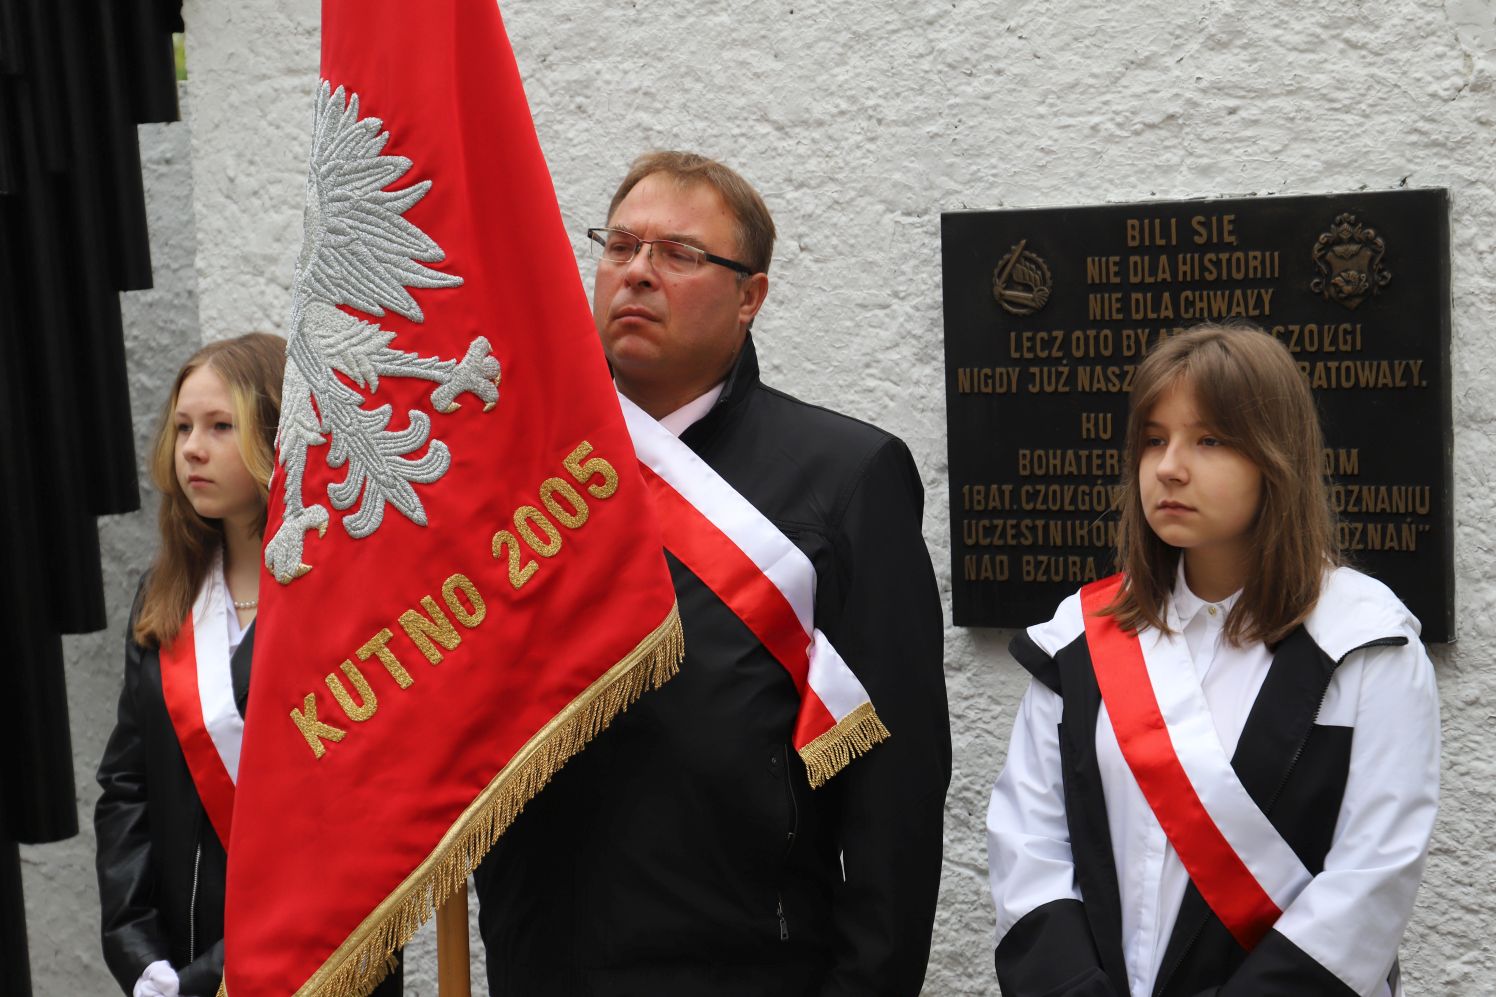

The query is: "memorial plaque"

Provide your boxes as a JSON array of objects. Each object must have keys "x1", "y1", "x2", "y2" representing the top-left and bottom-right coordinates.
[{"x1": 941, "y1": 189, "x2": 1453, "y2": 641}]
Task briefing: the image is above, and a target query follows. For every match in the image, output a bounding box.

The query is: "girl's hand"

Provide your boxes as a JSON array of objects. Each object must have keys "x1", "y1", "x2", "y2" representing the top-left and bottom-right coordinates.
[{"x1": 133, "y1": 960, "x2": 180, "y2": 997}]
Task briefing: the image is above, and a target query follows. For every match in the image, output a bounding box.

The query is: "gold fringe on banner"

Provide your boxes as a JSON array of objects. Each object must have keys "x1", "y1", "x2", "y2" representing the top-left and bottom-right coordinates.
[
  {"x1": 219, "y1": 604, "x2": 685, "y2": 997},
  {"x1": 798, "y1": 701, "x2": 891, "y2": 790}
]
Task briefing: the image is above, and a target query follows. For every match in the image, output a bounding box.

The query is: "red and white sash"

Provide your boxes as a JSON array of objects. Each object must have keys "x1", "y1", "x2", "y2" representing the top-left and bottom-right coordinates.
[
  {"x1": 1081, "y1": 574, "x2": 1312, "y2": 950},
  {"x1": 620, "y1": 393, "x2": 888, "y2": 787},
  {"x1": 160, "y1": 558, "x2": 243, "y2": 845}
]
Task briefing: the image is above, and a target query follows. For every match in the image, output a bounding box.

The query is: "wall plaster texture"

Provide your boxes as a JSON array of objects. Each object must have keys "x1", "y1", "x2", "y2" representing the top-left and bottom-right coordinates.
[{"x1": 22, "y1": 1, "x2": 1496, "y2": 994}]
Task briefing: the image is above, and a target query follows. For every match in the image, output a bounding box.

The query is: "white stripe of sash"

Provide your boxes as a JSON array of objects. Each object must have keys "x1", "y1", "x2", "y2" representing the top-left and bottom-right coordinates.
[
  {"x1": 194, "y1": 554, "x2": 244, "y2": 783},
  {"x1": 620, "y1": 395, "x2": 814, "y2": 635},
  {"x1": 619, "y1": 393, "x2": 869, "y2": 722},
  {"x1": 806, "y1": 629, "x2": 867, "y2": 719},
  {"x1": 1139, "y1": 625, "x2": 1312, "y2": 910}
]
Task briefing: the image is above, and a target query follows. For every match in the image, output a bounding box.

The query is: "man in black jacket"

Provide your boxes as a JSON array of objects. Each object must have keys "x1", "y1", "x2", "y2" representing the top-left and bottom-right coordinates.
[{"x1": 474, "y1": 151, "x2": 951, "y2": 996}]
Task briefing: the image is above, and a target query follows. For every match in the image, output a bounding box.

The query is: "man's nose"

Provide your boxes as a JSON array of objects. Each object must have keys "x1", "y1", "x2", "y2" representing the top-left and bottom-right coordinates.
[{"x1": 622, "y1": 244, "x2": 658, "y2": 286}]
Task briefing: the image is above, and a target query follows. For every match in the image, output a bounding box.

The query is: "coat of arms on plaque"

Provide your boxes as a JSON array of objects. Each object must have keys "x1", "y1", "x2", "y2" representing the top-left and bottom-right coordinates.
[
  {"x1": 992, "y1": 240, "x2": 1052, "y2": 316},
  {"x1": 1311, "y1": 213, "x2": 1392, "y2": 310}
]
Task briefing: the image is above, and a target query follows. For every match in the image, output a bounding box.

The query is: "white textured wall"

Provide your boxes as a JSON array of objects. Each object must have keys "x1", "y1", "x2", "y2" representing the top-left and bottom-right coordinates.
[
  {"x1": 27, "y1": 1, "x2": 1496, "y2": 993},
  {"x1": 185, "y1": 0, "x2": 320, "y2": 342}
]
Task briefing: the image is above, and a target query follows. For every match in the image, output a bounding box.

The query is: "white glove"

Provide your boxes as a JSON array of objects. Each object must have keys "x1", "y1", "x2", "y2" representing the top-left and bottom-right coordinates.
[{"x1": 133, "y1": 960, "x2": 181, "y2": 997}]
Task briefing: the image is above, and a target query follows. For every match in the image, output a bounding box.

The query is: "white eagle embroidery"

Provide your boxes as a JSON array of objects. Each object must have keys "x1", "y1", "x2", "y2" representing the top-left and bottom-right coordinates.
[{"x1": 266, "y1": 81, "x2": 501, "y2": 584}]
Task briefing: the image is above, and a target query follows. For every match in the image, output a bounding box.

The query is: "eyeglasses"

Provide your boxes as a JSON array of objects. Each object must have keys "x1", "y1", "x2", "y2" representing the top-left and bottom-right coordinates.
[{"x1": 587, "y1": 228, "x2": 754, "y2": 277}]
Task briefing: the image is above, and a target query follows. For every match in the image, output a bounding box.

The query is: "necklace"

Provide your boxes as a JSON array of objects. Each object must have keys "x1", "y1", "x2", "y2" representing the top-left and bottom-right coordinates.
[{"x1": 232, "y1": 597, "x2": 259, "y2": 610}]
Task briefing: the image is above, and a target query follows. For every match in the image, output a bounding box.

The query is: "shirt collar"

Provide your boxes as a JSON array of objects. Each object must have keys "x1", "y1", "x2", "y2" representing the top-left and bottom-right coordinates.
[
  {"x1": 1170, "y1": 557, "x2": 1241, "y2": 629},
  {"x1": 656, "y1": 381, "x2": 726, "y2": 437}
]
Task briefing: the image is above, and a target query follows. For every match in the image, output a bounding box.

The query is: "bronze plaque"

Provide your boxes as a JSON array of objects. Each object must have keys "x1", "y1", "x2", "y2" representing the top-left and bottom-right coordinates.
[{"x1": 941, "y1": 189, "x2": 1453, "y2": 641}]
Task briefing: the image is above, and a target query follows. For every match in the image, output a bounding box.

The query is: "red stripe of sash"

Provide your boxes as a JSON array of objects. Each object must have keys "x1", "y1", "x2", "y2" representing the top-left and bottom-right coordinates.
[
  {"x1": 793, "y1": 688, "x2": 838, "y2": 747},
  {"x1": 637, "y1": 462, "x2": 811, "y2": 694},
  {"x1": 159, "y1": 614, "x2": 237, "y2": 846},
  {"x1": 1081, "y1": 574, "x2": 1280, "y2": 950}
]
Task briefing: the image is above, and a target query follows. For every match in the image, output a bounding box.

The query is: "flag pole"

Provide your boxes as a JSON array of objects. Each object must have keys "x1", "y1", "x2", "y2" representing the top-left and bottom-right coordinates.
[{"x1": 436, "y1": 886, "x2": 471, "y2": 996}]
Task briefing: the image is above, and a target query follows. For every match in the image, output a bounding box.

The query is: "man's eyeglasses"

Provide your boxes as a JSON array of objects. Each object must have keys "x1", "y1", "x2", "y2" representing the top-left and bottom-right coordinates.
[{"x1": 587, "y1": 228, "x2": 754, "y2": 277}]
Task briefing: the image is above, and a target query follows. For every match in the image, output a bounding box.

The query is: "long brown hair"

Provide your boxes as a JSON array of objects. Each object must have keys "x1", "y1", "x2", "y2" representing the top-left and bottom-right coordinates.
[
  {"x1": 1106, "y1": 323, "x2": 1339, "y2": 645},
  {"x1": 134, "y1": 333, "x2": 285, "y2": 647}
]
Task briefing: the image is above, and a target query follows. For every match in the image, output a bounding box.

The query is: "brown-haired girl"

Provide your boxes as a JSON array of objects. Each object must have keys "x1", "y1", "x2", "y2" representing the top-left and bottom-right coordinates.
[{"x1": 986, "y1": 324, "x2": 1438, "y2": 996}]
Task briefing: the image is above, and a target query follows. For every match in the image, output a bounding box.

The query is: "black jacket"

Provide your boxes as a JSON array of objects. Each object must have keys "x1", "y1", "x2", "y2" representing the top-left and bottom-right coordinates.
[
  {"x1": 95, "y1": 580, "x2": 404, "y2": 996},
  {"x1": 95, "y1": 582, "x2": 251, "y2": 996},
  {"x1": 475, "y1": 337, "x2": 951, "y2": 996}
]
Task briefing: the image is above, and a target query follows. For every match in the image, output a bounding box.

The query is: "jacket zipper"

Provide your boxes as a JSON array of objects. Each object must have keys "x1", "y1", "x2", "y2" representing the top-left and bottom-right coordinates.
[
  {"x1": 782, "y1": 744, "x2": 799, "y2": 859},
  {"x1": 1153, "y1": 635, "x2": 1406, "y2": 995},
  {"x1": 777, "y1": 744, "x2": 799, "y2": 941},
  {"x1": 189, "y1": 840, "x2": 202, "y2": 961}
]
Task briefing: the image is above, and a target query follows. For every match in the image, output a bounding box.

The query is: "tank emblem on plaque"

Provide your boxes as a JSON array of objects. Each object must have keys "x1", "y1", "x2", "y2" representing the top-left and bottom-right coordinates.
[
  {"x1": 992, "y1": 240, "x2": 1052, "y2": 316},
  {"x1": 1311, "y1": 212, "x2": 1393, "y2": 310}
]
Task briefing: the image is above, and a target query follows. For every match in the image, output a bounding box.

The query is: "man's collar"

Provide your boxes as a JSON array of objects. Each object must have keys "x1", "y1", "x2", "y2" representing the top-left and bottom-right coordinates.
[
  {"x1": 658, "y1": 382, "x2": 725, "y2": 436},
  {"x1": 717, "y1": 331, "x2": 759, "y2": 408},
  {"x1": 678, "y1": 333, "x2": 760, "y2": 447}
]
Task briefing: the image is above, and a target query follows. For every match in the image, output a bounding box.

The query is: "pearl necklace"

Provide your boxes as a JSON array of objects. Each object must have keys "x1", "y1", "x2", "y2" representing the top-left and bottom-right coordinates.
[{"x1": 232, "y1": 598, "x2": 259, "y2": 610}]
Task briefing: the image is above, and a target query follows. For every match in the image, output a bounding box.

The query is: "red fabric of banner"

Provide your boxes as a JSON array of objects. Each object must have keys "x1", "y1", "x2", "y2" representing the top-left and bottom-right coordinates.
[
  {"x1": 1081, "y1": 575, "x2": 1281, "y2": 951},
  {"x1": 223, "y1": 1, "x2": 681, "y2": 992}
]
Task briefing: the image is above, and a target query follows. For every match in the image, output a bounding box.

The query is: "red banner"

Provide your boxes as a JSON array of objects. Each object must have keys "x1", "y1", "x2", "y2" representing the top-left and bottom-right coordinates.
[{"x1": 222, "y1": 1, "x2": 683, "y2": 992}]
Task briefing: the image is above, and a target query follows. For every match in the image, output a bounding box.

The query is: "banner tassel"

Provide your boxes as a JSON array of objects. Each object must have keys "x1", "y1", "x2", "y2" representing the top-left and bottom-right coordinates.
[{"x1": 218, "y1": 605, "x2": 685, "y2": 997}]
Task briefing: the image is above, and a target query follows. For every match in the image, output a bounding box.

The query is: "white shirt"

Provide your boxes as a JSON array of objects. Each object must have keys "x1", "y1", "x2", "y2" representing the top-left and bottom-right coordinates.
[
  {"x1": 656, "y1": 381, "x2": 724, "y2": 437},
  {"x1": 223, "y1": 558, "x2": 247, "y2": 659}
]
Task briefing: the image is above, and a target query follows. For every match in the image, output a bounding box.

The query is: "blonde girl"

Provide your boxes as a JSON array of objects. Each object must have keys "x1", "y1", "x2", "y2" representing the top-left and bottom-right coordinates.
[{"x1": 96, "y1": 334, "x2": 299, "y2": 997}]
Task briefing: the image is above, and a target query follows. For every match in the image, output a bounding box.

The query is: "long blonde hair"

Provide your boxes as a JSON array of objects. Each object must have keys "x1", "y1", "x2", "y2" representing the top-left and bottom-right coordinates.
[
  {"x1": 134, "y1": 333, "x2": 285, "y2": 647},
  {"x1": 1105, "y1": 323, "x2": 1339, "y2": 646}
]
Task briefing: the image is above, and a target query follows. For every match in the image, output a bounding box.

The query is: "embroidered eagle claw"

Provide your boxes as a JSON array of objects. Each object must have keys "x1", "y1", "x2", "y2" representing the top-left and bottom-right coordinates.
[
  {"x1": 269, "y1": 81, "x2": 502, "y2": 584},
  {"x1": 265, "y1": 503, "x2": 331, "y2": 584},
  {"x1": 430, "y1": 338, "x2": 502, "y2": 414}
]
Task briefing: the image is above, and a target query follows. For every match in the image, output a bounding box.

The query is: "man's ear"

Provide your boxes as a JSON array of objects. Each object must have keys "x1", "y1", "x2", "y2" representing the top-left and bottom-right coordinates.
[{"x1": 737, "y1": 272, "x2": 769, "y2": 331}]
